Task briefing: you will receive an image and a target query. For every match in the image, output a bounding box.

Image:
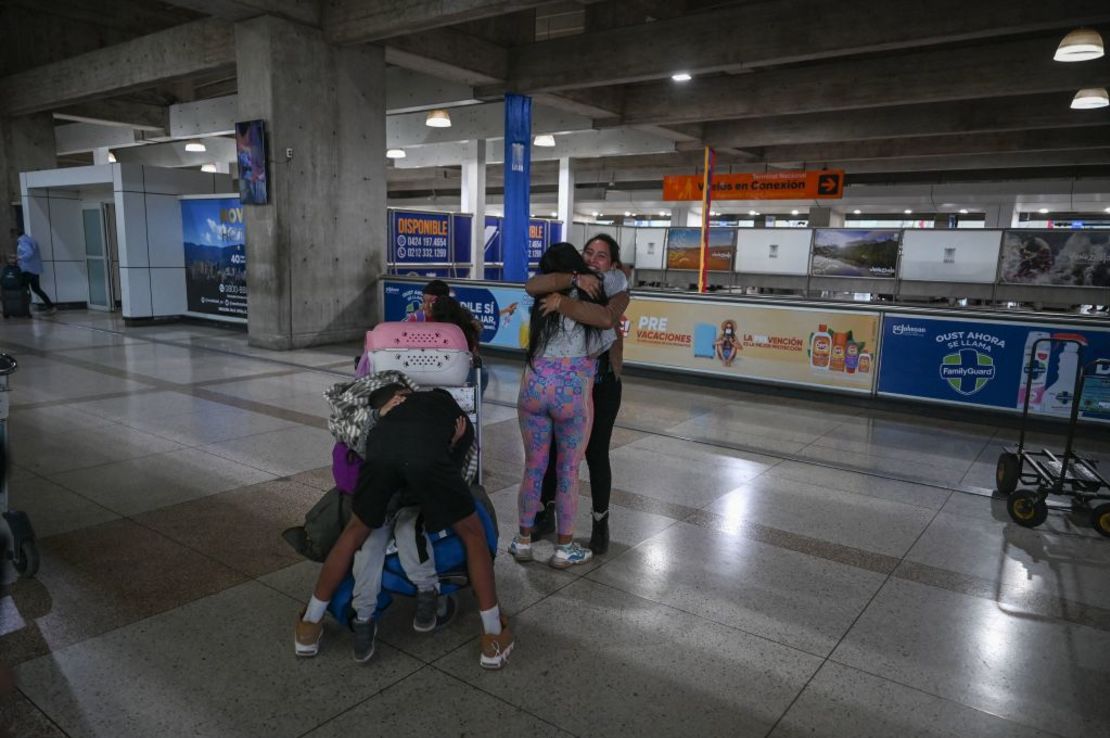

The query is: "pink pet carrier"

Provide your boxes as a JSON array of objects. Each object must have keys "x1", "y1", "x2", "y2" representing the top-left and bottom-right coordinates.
[{"x1": 363, "y1": 322, "x2": 471, "y2": 386}]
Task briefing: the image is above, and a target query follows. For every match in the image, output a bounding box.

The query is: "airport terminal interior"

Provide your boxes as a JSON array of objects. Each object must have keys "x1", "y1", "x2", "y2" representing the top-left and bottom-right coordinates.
[{"x1": 2, "y1": 1, "x2": 1110, "y2": 737}]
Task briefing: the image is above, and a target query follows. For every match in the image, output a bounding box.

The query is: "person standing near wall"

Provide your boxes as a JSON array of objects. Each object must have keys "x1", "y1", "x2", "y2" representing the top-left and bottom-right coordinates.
[
  {"x1": 14, "y1": 232, "x2": 54, "y2": 312},
  {"x1": 527, "y1": 235, "x2": 629, "y2": 555}
]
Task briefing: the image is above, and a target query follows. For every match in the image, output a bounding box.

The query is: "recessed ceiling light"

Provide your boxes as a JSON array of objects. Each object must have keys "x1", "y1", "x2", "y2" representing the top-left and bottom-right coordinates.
[
  {"x1": 959, "y1": 208, "x2": 969, "y2": 214},
  {"x1": 534, "y1": 134, "x2": 556, "y2": 147},
  {"x1": 200, "y1": 163, "x2": 217, "y2": 173},
  {"x1": 1038, "y1": 208, "x2": 1049, "y2": 214},
  {"x1": 591, "y1": 211, "x2": 600, "y2": 217},
  {"x1": 904, "y1": 209, "x2": 913, "y2": 214},
  {"x1": 550, "y1": 211, "x2": 558, "y2": 218},
  {"x1": 748, "y1": 210, "x2": 758, "y2": 216},
  {"x1": 386, "y1": 148, "x2": 406, "y2": 159},
  {"x1": 1105, "y1": 206, "x2": 1110, "y2": 213},
  {"x1": 1072, "y1": 87, "x2": 1109, "y2": 109},
  {"x1": 624, "y1": 211, "x2": 632, "y2": 217},
  {"x1": 185, "y1": 141, "x2": 206, "y2": 152},
  {"x1": 852, "y1": 208, "x2": 861, "y2": 215},
  {"x1": 1055, "y1": 28, "x2": 1104, "y2": 62},
  {"x1": 790, "y1": 209, "x2": 799, "y2": 216},
  {"x1": 107, "y1": 152, "x2": 117, "y2": 163},
  {"x1": 425, "y1": 109, "x2": 452, "y2": 127},
  {"x1": 671, "y1": 72, "x2": 692, "y2": 82}
]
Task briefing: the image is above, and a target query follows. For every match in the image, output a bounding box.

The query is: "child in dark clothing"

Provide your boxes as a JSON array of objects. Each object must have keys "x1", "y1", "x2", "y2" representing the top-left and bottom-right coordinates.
[{"x1": 295, "y1": 385, "x2": 514, "y2": 669}]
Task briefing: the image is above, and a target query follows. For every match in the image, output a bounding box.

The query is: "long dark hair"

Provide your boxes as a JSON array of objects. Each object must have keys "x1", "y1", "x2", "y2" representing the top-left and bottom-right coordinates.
[
  {"x1": 430, "y1": 295, "x2": 480, "y2": 351},
  {"x1": 526, "y1": 242, "x2": 607, "y2": 366}
]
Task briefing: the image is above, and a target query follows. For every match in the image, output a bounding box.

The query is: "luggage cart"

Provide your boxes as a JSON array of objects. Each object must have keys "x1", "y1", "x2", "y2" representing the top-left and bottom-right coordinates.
[
  {"x1": 0, "y1": 353, "x2": 39, "y2": 580},
  {"x1": 995, "y1": 337, "x2": 1110, "y2": 537}
]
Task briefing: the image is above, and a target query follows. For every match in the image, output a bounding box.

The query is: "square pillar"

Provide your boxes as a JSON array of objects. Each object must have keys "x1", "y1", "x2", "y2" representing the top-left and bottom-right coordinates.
[
  {"x1": 1, "y1": 113, "x2": 55, "y2": 243},
  {"x1": 460, "y1": 139, "x2": 486, "y2": 279},
  {"x1": 235, "y1": 16, "x2": 386, "y2": 349},
  {"x1": 557, "y1": 157, "x2": 574, "y2": 236}
]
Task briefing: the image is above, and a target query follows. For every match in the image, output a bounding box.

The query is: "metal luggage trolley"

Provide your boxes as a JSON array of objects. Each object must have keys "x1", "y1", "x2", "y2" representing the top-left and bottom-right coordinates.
[
  {"x1": 1, "y1": 353, "x2": 40, "y2": 581},
  {"x1": 995, "y1": 337, "x2": 1110, "y2": 537}
]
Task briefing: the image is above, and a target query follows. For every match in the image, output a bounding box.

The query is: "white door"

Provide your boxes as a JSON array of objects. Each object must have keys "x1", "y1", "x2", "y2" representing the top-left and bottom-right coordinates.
[{"x1": 82, "y1": 207, "x2": 112, "y2": 311}]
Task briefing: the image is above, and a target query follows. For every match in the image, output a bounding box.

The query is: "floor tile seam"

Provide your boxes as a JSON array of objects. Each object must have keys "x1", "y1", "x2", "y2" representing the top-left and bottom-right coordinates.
[
  {"x1": 735, "y1": 469, "x2": 950, "y2": 515},
  {"x1": 285, "y1": 668, "x2": 432, "y2": 738},
  {"x1": 186, "y1": 386, "x2": 329, "y2": 430},
  {"x1": 891, "y1": 559, "x2": 1110, "y2": 633},
  {"x1": 10, "y1": 387, "x2": 167, "y2": 412},
  {"x1": 580, "y1": 575, "x2": 830, "y2": 663},
  {"x1": 106, "y1": 410, "x2": 307, "y2": 454},
  {"x1": 11, "y1": 685, "x2": 77, "y2": 738},
  {"x1": 426, "y1": 663, "x2": 584, "y2": 737},
  {"x1": 819, "y1": 657, "x2": 1073, "y2": 738}
]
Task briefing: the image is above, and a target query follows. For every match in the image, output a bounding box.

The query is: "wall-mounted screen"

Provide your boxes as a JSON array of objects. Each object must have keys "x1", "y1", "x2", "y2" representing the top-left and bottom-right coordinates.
[{"x1": 235, "y1": 120, "x2": 268, "y2": 205}]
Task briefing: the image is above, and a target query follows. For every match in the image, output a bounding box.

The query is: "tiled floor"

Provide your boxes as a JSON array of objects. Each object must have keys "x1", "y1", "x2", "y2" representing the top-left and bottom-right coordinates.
[{"x1": 2, "y1": 310, "x2": 1109, "y2": 738}]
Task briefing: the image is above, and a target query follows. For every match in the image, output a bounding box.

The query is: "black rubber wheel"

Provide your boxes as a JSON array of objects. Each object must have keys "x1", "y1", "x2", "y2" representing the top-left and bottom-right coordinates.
[
  {"x1": 996, "y1": 453, "x2": 1021, "y2": 495},
  {"x1": 1091, "y1": 503, "x2": 1110, "y2": 539},
  {"x1": 14, "y1": 540, "x2": 40, "y2": 578},
  {"x1": 1008, "y1": 490, "x2": 1048, "y2": 529}
]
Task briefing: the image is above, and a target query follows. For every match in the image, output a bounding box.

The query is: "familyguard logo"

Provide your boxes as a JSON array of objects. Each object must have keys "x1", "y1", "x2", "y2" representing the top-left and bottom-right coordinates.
[{"x1": 940, "y1": 349, "x2": 996, "y2": 395}]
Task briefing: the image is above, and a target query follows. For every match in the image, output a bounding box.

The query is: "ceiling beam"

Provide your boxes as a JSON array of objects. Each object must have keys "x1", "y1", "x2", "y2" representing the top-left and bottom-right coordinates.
[
  {"x1": 829, "y1": 150, "x2": 1110, "y2": 174},
  {"x1": 0, "y1": 19, "x2": 235, "y2": 117},
  {"x1": 54, "y1": 123, "x2": 147, "y2": 155},
  {"x1": 156, "y1": 0, "x2": 319, "y2": 24},
  {"x1": 757, "y1": 127, "x2": 1110, "y2": 165},
  {"x1": 492, "y1": 0, "x2": 1110, "y2": 92},
  {"x1": 54, "y1": 99, "x2": 169, "y2": 131},
  {"x1": 393, "y1": 128, "x2": 677, "y2": 168},
  {"x1": 387, "y1": 102, "x2": 594, "y2": 148},
  {"x1": 616, "y1": 34, "x2": 1110, "y2": 126},
  {"x1": 384, "y1": 28, "x2": 507, "y2": 85},
  {"x1": 324, "y1": 0, "x2": 551, "y2": 44},
  {"x1": 111, "y1": 137, "x2": 237, "y2": 167},
  {"x1": 701, "y1": 93, "x2": 1110, "y2": 148}
]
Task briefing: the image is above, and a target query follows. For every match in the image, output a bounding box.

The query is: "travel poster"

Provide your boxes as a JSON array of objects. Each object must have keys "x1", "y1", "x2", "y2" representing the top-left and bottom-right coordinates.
[
  {"x1": 811, "y1": 229, "x2": 900, "y2": 278},
  {"x1": 999, "y1": 230, "x2": 1110, "y2": 288},
  {"x1": 181, "y1": 197, "x2": 247, "y2": 321},
  {"x1": 666, "y1": 227, "x2": 736, "y2": 271}
]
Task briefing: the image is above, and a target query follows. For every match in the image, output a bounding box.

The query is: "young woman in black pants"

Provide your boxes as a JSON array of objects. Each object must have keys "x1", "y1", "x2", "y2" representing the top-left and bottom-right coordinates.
[{"x1": 524, "y1": 234, "x2": 629, "y2": 554}]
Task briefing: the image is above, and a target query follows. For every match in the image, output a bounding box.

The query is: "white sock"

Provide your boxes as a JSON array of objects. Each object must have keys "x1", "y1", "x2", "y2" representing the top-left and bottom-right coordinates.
[
  {"x1": 303, "y1": 596, "x2": 329, "y2": 623},
  {"x1": 592, "y1": 510, "x2": 609, "y2": 521},
  {"x1": 354, "y1": 614, "x2": 372, "y2": 623},
  {"x1": 480, "y1": 605, "x2": 502, "y2": 635}
]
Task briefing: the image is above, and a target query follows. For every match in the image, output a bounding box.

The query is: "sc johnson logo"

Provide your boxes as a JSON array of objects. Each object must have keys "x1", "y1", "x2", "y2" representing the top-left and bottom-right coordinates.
[{"x1": 892, "y1": 324, "x2": 927, "y2": 337}]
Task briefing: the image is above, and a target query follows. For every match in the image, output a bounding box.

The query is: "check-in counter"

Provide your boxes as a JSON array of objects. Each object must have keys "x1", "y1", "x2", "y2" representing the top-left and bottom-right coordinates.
[{"x1": 382, "y1": 275, "x2": 1110, "y2": 425}]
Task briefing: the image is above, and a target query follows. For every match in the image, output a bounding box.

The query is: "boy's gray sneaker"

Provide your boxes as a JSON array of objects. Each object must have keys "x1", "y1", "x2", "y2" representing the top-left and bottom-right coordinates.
[
  {"x1": 413, "y1": 589, "x2": 438, "y2": 633},
  {"x1": 352, "y1": 618, "x2": 376, "y2": 663}
]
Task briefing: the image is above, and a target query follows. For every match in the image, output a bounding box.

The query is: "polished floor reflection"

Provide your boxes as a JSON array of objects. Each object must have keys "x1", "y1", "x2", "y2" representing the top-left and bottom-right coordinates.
[{"x1": 2, "y1": 311, "x2": 1108, "y2": 738}]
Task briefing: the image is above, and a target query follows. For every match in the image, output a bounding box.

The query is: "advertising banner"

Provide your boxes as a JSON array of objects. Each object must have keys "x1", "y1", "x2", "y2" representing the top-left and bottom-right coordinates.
[
  {"x1": 390, "y1": 211, "x2": 451, "y2": 264},
  {"x1": 999, "y1": 230, "x2": 1110, "y2": 288},
  {"x1": 181, "y1": 197, "x2": 247, "y2": 321},
  {"x1": 877, "y1": 314, "x2": 1110, "y2": 421},
  {"x1": 811, "y1": 229, "x2": 901, "y2": 278},
  {"x1": 667, "y1": 227, "x2": 736, "y2": 271},
  {"x1": 622, "y1": 297, "x2": 880, "y2": 392},
  {"x1": 383, "y1": 279, "x2": 533, "y2": 350},
  {"x1": 528, "y1": 219, "x2": 548, "y2": 263},
  {"x1": 663, "y1": 170, "x2": 844, "y2": 201}
]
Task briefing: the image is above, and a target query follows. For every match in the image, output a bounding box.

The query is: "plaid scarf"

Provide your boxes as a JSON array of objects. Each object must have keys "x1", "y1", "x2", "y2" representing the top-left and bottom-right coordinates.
[{"x1": 324, "y1": 371, "x2": 479, "y2": 483}]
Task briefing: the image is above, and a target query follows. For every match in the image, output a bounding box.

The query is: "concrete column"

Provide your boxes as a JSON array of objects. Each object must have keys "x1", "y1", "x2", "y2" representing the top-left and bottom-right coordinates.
[
  {"x1": 670, "y1": 204, "x2": 689, "y2": 227},
  {"x1": 234, "y1": 16, "x2": 386, "y2": 349},
  {"x1": 92, "y1": 147, "x2": 113, "y2": 165},
  {"x1": 0, "y1": 114, "x2": 55, "y2": 242},
  {"x1": 984, "y1": 200, "x2": 1020, "y2": 228},
  {"x1": 460, "y1": 139, "x2": 486, "y2": 279},
  {"x1": 557, "y1": 157, "x2": 574, "y2": 235},
  {"x1": 807, "y1": 207, "x2": 844, "y2": 228}
]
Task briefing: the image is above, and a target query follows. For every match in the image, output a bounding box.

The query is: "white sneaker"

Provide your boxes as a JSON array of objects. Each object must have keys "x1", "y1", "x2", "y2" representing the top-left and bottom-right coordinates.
[
  {"x1": 508, "y1": 535, "x2": 533, "y2": 562},
  {"x1": 550, "y1": 541, "x2": 592, "y2": 569}
]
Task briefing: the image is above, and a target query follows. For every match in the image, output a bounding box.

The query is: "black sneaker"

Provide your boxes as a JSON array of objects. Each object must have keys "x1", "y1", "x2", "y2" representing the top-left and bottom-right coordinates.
[
  {"x1": 589, "y1": 514, "x2": 610, "y2": 555},
  {"x1": 532, "y1": 502, "x2": 556, "y2": 540},
  {"x1": 352, "y1": 618, "x2": 376, "y2": 663},
  {"x1": 413, "y1": 588, "x2": 438, "y2": 633}
]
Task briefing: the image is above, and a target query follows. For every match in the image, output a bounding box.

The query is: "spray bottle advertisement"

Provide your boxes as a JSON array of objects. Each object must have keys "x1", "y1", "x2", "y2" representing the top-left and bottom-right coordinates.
[
  {"x1": 621, "y1": 297, "x2": 880, "y2": 392},
  {"x1": 877, "y1": 314, "x2": 1110, "y2": 421}
]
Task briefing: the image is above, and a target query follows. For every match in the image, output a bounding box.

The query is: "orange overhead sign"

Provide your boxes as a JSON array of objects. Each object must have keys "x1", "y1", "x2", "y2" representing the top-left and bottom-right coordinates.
[{"x1": 663, "y1": 170, "x2": 845, "y2": 201}]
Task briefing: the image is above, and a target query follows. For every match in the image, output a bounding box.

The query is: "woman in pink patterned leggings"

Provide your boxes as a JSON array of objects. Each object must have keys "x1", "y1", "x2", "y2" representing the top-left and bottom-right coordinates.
[{"x1": 509, "y1": 243, "x2": 616, "y2": 569}]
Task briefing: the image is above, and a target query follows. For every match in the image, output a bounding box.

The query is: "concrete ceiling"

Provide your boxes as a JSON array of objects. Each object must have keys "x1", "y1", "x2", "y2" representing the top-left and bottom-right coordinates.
[{"x1": 3, "y1": 0, "x2": 1110, "y2": 205}]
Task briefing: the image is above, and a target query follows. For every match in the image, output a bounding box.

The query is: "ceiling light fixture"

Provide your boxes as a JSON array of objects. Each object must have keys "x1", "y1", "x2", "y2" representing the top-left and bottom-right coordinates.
[
  {"x1": 533, "y1": 134, "x2": 556, "y2": 147},
  {"x1": 671, "y1": 72, "x2": 692, "y2": 82},
  {"x1": 852, "y1": 208, "x2": 861, "y2": 215},
  {"x1": 185, "y1": 141, "x2": 206, "y2": 152},
  {"x1": 1071, "y1": 87, "x2": 1110, "y2": 109},
  {"x1": 904, "y1": 209, "x2": 913, "y2": 214},
  {"x1": 791, "y1": 209, "x2": 799, "y2": 216},
  {"x1": 201, "y1": 163, "x2": 217, "y2": 173},
  {"x1": 550, "y1": 211, "x2": 558, "y2": 218},
  {"x1": 425, "y1": 109, "x2": 452, "y2": 127},
  {"x1": 591, "y1": 211, "x2": 600, "y2": 217},
  {"x1": 107, "y1": 152, "x2": 117, "y2": 163},
  {"x1": 748, "y1": 210, "x2": 758, "y2": 216},
  {"x1": 1054, "y1": 28, "x2": 1105, "y2": 62},
  {"x1": 1105, "y1": 206, "x2": 1110, "y2": 213},
  {"x1": 959, "y1": 208, "x2": 969, "y2": 214},
  {"x1": 624, "y1": 211, "x2": 632, "y2": 217},
  {"x1": 386, "y1": 148, "x2": 406, "y2": 159},
  {"x1": 1038, "y1": 208, "x2": 1049, "y2": 214},
  {"x1": 659, "y1": 210, "x2": 667, "y2": 216}
]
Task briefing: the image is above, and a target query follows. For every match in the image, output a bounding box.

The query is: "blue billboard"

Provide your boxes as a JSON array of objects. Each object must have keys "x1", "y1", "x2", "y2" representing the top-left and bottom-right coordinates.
[
  {"x1": 383, "y1": 279, "x2": 532, "y2": 350},
  {"x1": 181, "y1": 197, "x2": 246, "y2": 321},
  {"x1": 877, "y1": 314, "x2": 1110, "y2": 421},
  {"x1": 390, "y1": 210, "x2": 451, "y2": 264}
]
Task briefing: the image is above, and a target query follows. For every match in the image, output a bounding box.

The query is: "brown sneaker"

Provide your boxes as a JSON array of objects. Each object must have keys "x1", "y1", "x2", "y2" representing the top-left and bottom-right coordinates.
[
  {"x1": 479, "y1": 615, "x2": 514, "y2": 670},
  {"x1": 295, "y1": 609, "x2": 323, "y2": 657}
]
